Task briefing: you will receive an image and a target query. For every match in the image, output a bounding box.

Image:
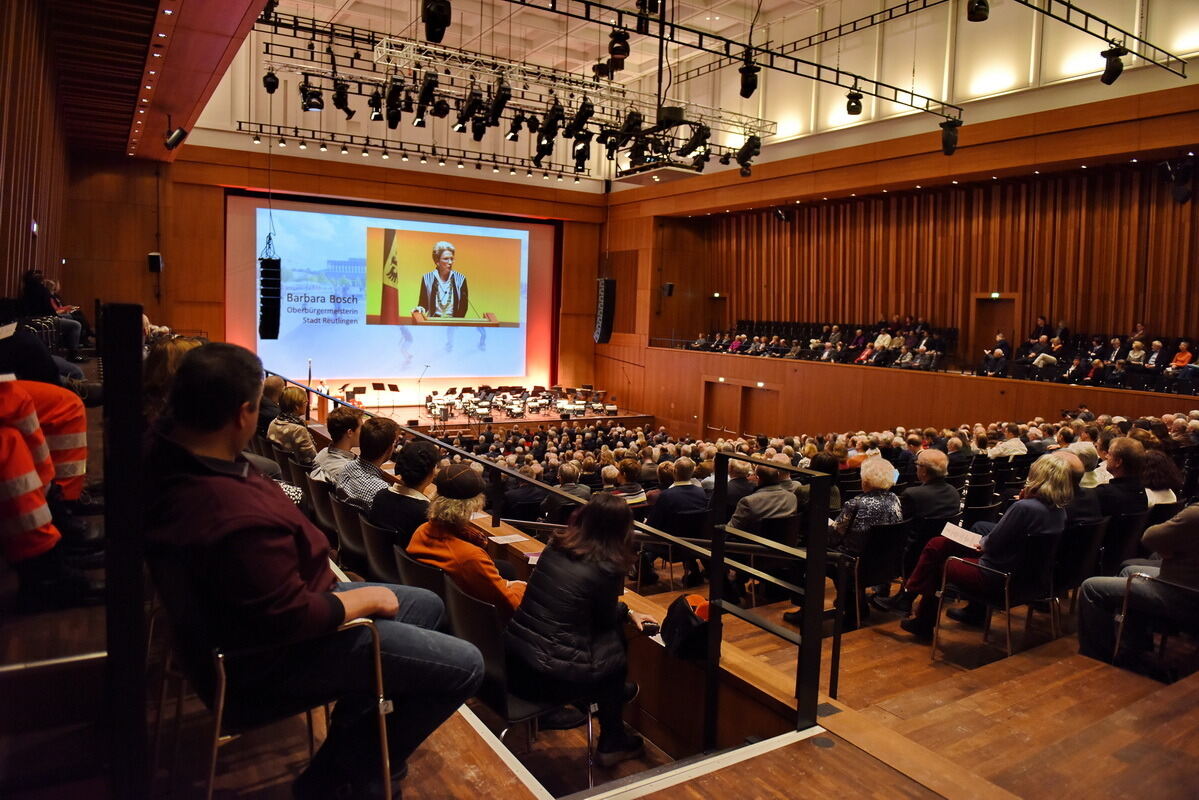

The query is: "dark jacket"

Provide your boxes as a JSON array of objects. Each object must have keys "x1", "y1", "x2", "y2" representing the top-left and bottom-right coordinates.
[
  {"x1": 1095, "y1": 476, "x2": 1147, "y2": 518},
  {"x1": 646, "y1": 484, "x2": 708, "y2": 530},
  {"x1": 540, "y1": 483, "x2": 592, "y2": 524},
  {"x1": 723, "y1": 477, "x2": 756, "y2": 517},
  {"x1": 980, "y1": 497, "x2": 1065, "y2": 574},
  {"x1": 257, "y1": 396, "x2": 281, "y2": 438},
  {"x1": 900, "y1": 479, "x2": 961, "y2": 521},
  {"x1": 505, "y1": 546, "x2": 628, "y2": 684},
  {"x1": 1064, "y1": 485, "x2": 1104, "y2": 527},
  {"x1": 366, "y1": 488, "x2": 430, "y2": 549}
]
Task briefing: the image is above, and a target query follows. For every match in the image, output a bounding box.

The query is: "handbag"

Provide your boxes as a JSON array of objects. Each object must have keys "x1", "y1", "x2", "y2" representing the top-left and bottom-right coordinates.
[{"x1": 661, "y1": 593, "x2": 710, "y2": 660}]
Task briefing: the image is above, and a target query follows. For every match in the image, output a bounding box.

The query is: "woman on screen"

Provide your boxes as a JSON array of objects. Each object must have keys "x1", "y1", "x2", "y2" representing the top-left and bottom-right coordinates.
[{"x1": 415, "y1": 241, "x2": 469, "y2": 318}]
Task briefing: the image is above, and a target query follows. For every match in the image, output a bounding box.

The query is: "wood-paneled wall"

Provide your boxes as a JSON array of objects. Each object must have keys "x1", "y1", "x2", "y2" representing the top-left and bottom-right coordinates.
[
  {"x1": 703, "y1": 163, "x2": 1199, "y2": 339},
  {"x1": 1, "y1": 0, "x2": 69, "y2": 297},
  {"x1": 603, "y1": 347, "x2": 1191, "y2": 439}
]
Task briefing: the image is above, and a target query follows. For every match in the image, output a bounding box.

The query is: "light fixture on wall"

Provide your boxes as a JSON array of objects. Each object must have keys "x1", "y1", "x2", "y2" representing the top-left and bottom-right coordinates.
[
  {"x1": 1100, "y1": 43, "x2": 1128, "y2": 85},
  {"x1": 940, "y1": 118, "x2": 962, "y2": 156}
]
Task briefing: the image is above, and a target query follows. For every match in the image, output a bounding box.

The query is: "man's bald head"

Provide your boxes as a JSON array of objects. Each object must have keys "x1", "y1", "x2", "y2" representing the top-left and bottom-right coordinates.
[
  {"x1": 1052, "y1": 450, "x2": 1084, "y2": 486},
  {"x1": 916, "y1": 448, "x2": 948, "y2": 480}
]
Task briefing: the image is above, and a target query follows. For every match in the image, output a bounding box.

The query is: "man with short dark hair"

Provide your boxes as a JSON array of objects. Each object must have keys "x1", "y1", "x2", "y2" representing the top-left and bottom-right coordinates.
[
  {"x1": 1095, "y1": 437, "x2": 1148, "y2": 517},
  {"x1": 335, "y1": 417, "x2": 400, "y2": 511},
  {"x1": 257, "y1": 375, "x2": 284, "y2": 436},
  {"x1": 368, "y1": 438, "x2": 440, "y2": 548},
  {"x1": 540, "y1": 461, "x2": 591, "y2": 523},
  {"x1": 144, "y1": 343, "x2": 482, "y2": 799},
  {"x1": 646, "y1": 457, "x2": 709, "y2": 586},
  {"x1": 311, "y1": 406, "x2": 363, "y2": 484}
]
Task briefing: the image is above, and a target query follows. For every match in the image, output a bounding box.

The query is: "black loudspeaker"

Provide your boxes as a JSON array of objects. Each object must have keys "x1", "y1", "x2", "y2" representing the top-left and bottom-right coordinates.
[
  {"x1": 662, "y1": 282, "x2": 675, "y2": 297},
  {"x1": 147, "y1": 252, "x2": 163, "y2": 273},
  {"x1": 560, "y1": 413, "x2": 570, "y2": 420},
  {"x1": 406, "y1": 419, "x2": 420, "y2": 426},
  {"x1": 594, "y1": 277, "x2": 615, "y2": 344},
  {"x1": 258, "y1": 257, "x2": 281, "y2": 340}
]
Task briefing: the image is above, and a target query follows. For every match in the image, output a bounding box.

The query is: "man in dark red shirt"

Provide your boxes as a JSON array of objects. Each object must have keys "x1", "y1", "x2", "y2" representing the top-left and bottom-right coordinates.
[{"x1": 144, "y1": 343, "x2": 481, "y2": 799}]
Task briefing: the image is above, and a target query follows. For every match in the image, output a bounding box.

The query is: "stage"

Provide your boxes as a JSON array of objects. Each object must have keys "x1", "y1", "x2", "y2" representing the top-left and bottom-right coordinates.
[{"x1": 312, "y1": 397, "x2": 654, "y2": 436}]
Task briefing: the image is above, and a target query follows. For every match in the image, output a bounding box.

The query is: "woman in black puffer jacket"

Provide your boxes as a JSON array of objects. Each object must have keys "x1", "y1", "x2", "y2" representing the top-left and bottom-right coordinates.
[{"x1": 505, "y1": 493, "x2": 658, "y2": 766}]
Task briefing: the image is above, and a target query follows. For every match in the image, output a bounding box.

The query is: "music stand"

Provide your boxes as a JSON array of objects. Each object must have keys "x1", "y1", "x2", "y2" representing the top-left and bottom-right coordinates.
[{"x1": 388, "y1": 384, "x2": 400, "y2": 415}]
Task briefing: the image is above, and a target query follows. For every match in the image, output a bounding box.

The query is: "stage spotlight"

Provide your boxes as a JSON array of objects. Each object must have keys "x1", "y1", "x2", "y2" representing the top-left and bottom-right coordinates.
[
  {"x1": 525, "y1": 114, "x2": 540, "y2": 133},
  {"x1": 541, "y1": 99, "x2": 565, "y2": 140},
  {"x1": 1163, "y1": 160, "x2": 1194, "y2": 204},
  {"x1": 332, "y1": 82, "x2": 355, "y2": 120},
  {"x1": 413, "y1": 71, "x2": 437, "y2": 127},
  {"x1": 940, "y1": 118, "x2": 962, "y2": 156},
  {"x1": 739, "y1": 53, "x2": 760, "y2": 99},
  {"x1": 385, "y1": 78, "x2": 403, "y2": 128},
  {"x1": 485, "y1": 79, "x2": 511, "y2": 125},
  {"x1": 340, "y1": 144, "x2": 349, "y2": 155},
  {"x1": 471, "y1": 116, "x2": 487, "y2": 142},
  {"x1": 692, "y1": 150, "x2": 711, "y2": 173},
  {"x1": 368, "y1": 88, "x2": 384, "y2": 122},
  {"x1": 629, "y1": 139, "x2": 648, "y2": 167},
  {"x1": 381, "y1": 149, "x2": 389, "y2": 159},
  {"x1": 635, "y1": 0, "x2": 653, "y2": 35},
  {"x1": 163, "y1": 127, "x2": 186, "y2": 150},
  {"x1": 598, "y1": 130, "x2": 618, "y2": 160},
  {"x1": 615, "y1": 110, "x2": 643, "y2": 147},
  {"x1": 299, "y1": 80, "x2": 323, "y2": 111},
  {"x1": 966, "y1": 0, "x2": 989, "y2": 22},
  {"x1": 846, "y1": 90, "x2": 863, "y2": 115},
  {"x1": 592, "y1": 61, "x2": 611, "y2": 79},
  {"x1": 298, "y1": 140, "x2": 307, "y2": 150},
  {"x1": 563, "y1": 96, "x2": 594, "y2": 138},
  {"x1": 608, "y1": 30, "x2": 631, "y2": 72},
  {"x1": 422, "y1": 0, "x2": 452, "y2": 43},
  {"x1": 402, "y1": 92, "x2": 414, "y2": 112},
  {"x1": 740, "y1": 165, "x2": 752, "y2": 177},
  {"x1": 454, "y1": 88, "x2": 483, "y2": 132},
  {"x1": 735, "y1": 135, "x2": 760, "y2": 174},
  {"x1": 506, "y1": 113, "x2": 524, "y2": 141},
  {"x1": 1100, "y1": 44, "x2": 1128, "y2": 85},
  {"x1": 573, "y1": 130, "x2": 594, "y2": 172},
  {"x1": 319, "y1": 141, "x2": 328, "y2": 152},
  {"x1": 262, "y1": 70, "x2": 279, "y2": 94},
  {"x1": 719, "y1": 152, "x2": 731, "y2": 166},
  {"x1": 677, "y1": 123, "x2": 710, "y2": 157},
  {"x1": 252, "y1": 133, "x2": 262, "y2": 145},
  {"x1": 431, "y1": 98, "x2": 451, "y2": 118},
  {"x1": 277, "y1": 138, "x2": 287, "y2": 148}
]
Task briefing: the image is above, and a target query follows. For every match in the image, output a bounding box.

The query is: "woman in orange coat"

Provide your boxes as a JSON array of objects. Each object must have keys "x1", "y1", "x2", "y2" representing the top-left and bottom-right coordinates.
[{"x1": 407, "y1": 463, "x2": 526, "y2": 620}]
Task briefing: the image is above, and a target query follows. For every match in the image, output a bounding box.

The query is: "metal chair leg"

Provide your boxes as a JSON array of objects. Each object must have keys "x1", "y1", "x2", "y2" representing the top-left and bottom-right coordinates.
[
  {"x1": 1005, "y1": 605, "x2": 1013, "y2": 657},
  {"x1": 982, "y1": 608, "x2": 993, "y2": 643},
  {"x1": 206, "y1": 658, "x2": 227, "y2": 800},
  {"x1": 666, "y1": 545, "x2": 675, "y2": 591},
  {"x1": 585, "y1": 702, "x2": 595, "y2": 789},
  {"x1": 931, "y1": 591, "x2": 947, "y2": 660}
]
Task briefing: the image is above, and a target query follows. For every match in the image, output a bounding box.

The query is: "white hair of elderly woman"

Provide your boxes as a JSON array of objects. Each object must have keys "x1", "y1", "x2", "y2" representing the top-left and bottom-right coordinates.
[{"x1": 859, "y1": 456, "x2": 897, "y2": 491}]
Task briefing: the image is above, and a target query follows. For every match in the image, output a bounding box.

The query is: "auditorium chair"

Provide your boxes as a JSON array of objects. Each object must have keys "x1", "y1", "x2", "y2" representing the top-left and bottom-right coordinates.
[
  {"x1": 1146, "y1": 501, "x2": 1184, "y2": 529},
  {"x1": 329, "y1": 494, "x2": 370, "y2": 575},
  {"x1": 964, "y1": 481, "x2": 995, "y2": 507},
  {"x1": 1100, "y1": 510, "x2": 1152, "y2": 575},
  {"x1": 303, "y1": 473, "x2": 340, "y2": 549},
  {"x1": 443, "y1": 579, "x2": 596, "y2": 786},
  {"x1": 845, "y1": 519, "x2": 910, "y2": 628},
  {"x1": 1049, "y1": 518, "x2": 1109, "y2": 628},
  {"x1": 503, "y1": 500, "x2": 543, "y2": 523},
  {"x1": 932, "y1": 532, "x2": 1061, "y2": 659},
  {"x1": 903, "y1": 515, "x2": 963, "y2": 579},
  {"x1": 394, "y1": 545, "x2": 447, "y2": 603},
  {"x1": 359, "y1": 515, "x2": 403, "y2": 584},
  {"x1": 962, "y1": 501, "x2": 1002, "y2": 528},
  {"x1": 147, "y1": 557, "x2": 392, "y2": 800},
  {"x1": 1113, "y1": 571, "x2": 1199, "y2": 673},
  {"x1": 285, "y1": 455, "x2": 313, "y2": 491},
  {"x1": 638, "y1": 509, "x2": 709, "y2": 592}
]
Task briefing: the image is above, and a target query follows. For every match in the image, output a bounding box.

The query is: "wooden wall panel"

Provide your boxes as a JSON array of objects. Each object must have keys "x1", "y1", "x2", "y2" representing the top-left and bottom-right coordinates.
[
  {"x1": 557, "y1": 221, "x2": 601, "y2": 387},
  {"x1": 1, "y1": 0, "x2": 69, "y2": 297},
  {"x1": 619, "y1": 348, "x2": 1190, "y2": 439},
  {"x1": 702, "y1": 163, "x2": 1199, "y2": 340}
]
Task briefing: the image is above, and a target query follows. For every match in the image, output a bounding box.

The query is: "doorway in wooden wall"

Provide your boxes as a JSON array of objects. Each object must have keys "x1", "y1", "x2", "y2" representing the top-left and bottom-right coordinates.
[
  {"x1": 969, "y1": 294, "x2": 1020, "y2": 367},
  {"x1": 702, "y1": 380, "x2": 741, "y2": 439}
]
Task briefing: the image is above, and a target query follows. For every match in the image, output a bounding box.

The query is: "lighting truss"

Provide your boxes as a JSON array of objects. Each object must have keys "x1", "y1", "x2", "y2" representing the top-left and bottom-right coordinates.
[
  {"x1": 498, "y1": 0, "x2": 963, "y2": 121},
  {"x1": 675, "y1": 0, "x2": 951, "y2": 86},
  {"x1": 255, "y1": 12, "x2": 776, "y2": 140},
  {"x1": 1009, "y1": 0, "x2": 1187, "y2": 78},
  {"x1": 235, "y1": 120, "x2": 581, "y2": 178}
]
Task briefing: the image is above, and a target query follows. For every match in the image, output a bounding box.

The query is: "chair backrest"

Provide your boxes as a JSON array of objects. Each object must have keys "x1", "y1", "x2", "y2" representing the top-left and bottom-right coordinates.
[
  {"x1": 145, "y1": 555, "x2": 219, "y2": 705},
  {"x1": 944, "y1": 473, "x2": 968, "y2": 490},
  {"x1": 1147, "y1": 501, "x2": 1183, "y2": 529},
  {"x1": 359, "y1": 515, "x2": 402, "y2": 584},
  {"x1": 1103, "y1": 510, "x2": 1152, "y2": 574},
  {"x1": 330, "y1": 494, "x2": 368, "y2": 569},
  {"x1": 758, "y1": 514, "x2": 801, "y2": 548},
  {"x1": 395, "y1": 545, "x2": 447, "y2": 601},
  {"x1": 666, "y1": 509, "x2": 711, "y2": 541},
  {"x1": 270, "y1": 442, "x2": 292, "y2": 470},
  {"x1": 857, "y1": 519, "x2": 910, "y2": 588},
  {"x1": 1052, "y1": 518, "x2": 1109, "y2": 595},
  {"x1": 1012, "y1": 532, "x2": 1062, "y2": 601},
  {"x1": 962, "y1": 501, "x2": 1002, "y2": 527},
  {"x1": 505, "y1": 499, "x2": 543, "y2": 522},
  {"x1": 304, "y1": 473, "x2": 339, "y2": 544},
  {"x1": 442, "y1": 577, "x2": 511, "y2": 717},
  {"x1": 285, "y1": 455, "x2": 312, "y2": 489},
  {"x1": 964, "y1": 482, "x2": 995, "y2": 506}
]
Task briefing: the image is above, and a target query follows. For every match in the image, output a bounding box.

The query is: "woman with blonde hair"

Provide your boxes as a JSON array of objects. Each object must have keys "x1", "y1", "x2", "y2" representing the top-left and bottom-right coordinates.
[
  {"x1": 267, "y1": 385, "x2": 318, "y2": 464},
  {"x1": 143, "y1": 336, "x2": 204, "y2": 424},
  {"x1": 883, "y1": 454, "x2": 1071, "y2": 640},
  {"x1": 407, "y1": 463, "x2": 525, "y2": 619}
]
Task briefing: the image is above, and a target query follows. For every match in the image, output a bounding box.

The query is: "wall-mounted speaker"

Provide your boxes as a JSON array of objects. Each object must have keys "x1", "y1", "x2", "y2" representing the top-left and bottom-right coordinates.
[
  {"x1": 662, "y1": 282, "x2": 675, "y2": 297},
  {"x1": 258, "y1": 257, "x2": 281, "y2": 340},
  {"x1": 147, "y1": 252, "x2": 163, "y2": 273},
  {"x1": 594, "y1": 277, "x2": 615, "y2": 344}
]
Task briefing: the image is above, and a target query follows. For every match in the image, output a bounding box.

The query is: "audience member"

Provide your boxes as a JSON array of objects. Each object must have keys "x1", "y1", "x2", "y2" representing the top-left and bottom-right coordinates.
[
  {"x1": 1094, "y1": 437, "x2": 1147, "y2": 517},
  {"x1": 257, "y1": 375, "x2": 284, "y2": 436},
  {"x1": 901, "y1": 450, "x2": 960, "y2": 521},
  {"x1": 368, "y1": 439, "x2": 440, "y2": 547},
  {"x1": 335, "y1": 417, "x2": 399, "y2": 511},
  {"x1": 268, "y1": 386, "x2": 318, "y2": 464},
  {"x1": 311, "y1": 407, "x2": 364, "y2": 483}
]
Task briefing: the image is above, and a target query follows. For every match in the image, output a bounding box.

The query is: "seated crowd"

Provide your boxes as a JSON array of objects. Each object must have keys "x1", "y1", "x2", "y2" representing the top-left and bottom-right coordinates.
[
  {"x1": 689, "y1": 314, "x2": 950, "y2": 371},
  {"x1": 133, "y1": 335, "x2": 1199, "y2": 797}
]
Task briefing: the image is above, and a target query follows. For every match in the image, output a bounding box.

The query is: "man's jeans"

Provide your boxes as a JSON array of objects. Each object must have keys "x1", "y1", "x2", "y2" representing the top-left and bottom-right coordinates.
[
  {"x1": 1078, "y1": 566, "x2": 1199, "y2": 662},
  {"x1": 228, "y1": 583, "x2": 483, "y2": 780}
]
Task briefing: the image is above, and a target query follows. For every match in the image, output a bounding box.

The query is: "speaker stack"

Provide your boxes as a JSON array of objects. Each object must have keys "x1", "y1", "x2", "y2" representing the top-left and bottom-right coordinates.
[
  {"x1": 594, "y1": 278, "x2": 615, "y2": 344},
  {"x1": 259, "y1": 257, "x2": 282, "y2": 340}
]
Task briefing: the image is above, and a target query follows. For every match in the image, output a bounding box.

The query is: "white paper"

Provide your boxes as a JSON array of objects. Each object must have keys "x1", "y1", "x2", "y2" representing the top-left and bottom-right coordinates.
[
  {"x1": 470, "y1": 511, "x2": 490, "y2": 520},
  {"x1": 488, "y1": 533, "x2": 527, "y2": 545},
  {"x1": 940, "y1": 522, "x2": 982, "y2": 550},
  {"x1": 0, "y1": 322, "x2": 16, "y2": 341},
  {"x1": 526, "y1": 552, "x2": 541, "y2": 565},
  {"x1": 649, "y1": 634, "x2": 666, "y2": 647}
]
